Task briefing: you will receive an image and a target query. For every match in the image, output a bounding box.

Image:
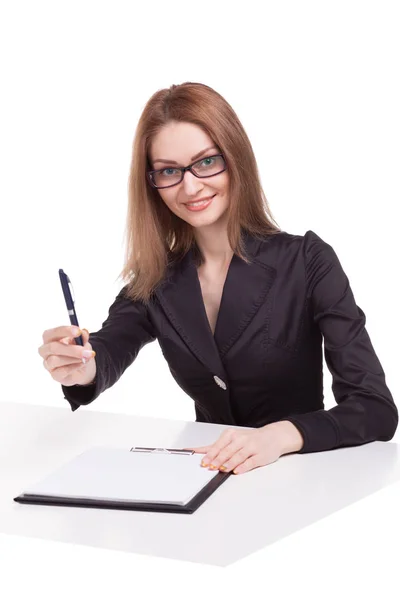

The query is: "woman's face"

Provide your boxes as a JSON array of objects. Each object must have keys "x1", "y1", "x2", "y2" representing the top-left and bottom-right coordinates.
[{"x1": 148, "y1": 122, "x2": 230, "y2": 230}]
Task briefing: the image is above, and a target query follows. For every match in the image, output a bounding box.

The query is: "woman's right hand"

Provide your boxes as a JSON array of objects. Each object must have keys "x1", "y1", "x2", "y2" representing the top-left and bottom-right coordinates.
[{"x1": 39, "y1": 326, "x2": 97, "y2": 387}]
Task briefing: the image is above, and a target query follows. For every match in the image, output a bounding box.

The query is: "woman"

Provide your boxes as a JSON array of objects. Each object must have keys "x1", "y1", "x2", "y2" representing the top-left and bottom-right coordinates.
[{"x1": 38, "y1": 82, "x2": 398, "y2": 475}]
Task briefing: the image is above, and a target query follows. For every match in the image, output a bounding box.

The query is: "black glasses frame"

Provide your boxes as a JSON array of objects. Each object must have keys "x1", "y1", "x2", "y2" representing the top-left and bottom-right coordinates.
[{"x1": 146, "y1": 153, "x2": 227, "y2": 189}]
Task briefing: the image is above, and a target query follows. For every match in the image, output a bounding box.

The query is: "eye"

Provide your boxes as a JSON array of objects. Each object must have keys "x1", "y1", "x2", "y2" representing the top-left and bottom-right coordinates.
[
  {"x1": 199, "y1": 156, "x2": 216, "y2": 167},
  {"x1": 160, "y1": 168, "x2": 179, "y2": 176}
]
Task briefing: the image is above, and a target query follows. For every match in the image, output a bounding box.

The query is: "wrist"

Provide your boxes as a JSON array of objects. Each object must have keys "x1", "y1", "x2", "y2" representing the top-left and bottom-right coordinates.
[
  {"x1": 265, "y1": 420, "x2": 304, "y2": 455},
  {"x1": 76, "y1": 378, "x2": 96, "y2": 387}
]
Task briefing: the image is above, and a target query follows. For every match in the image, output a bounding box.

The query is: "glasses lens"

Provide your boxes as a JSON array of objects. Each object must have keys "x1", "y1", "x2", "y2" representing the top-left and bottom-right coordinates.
[
  {"x1": 152, "y1": 168, "x2": 183, "y2": 188},
  {"x1": 151, "y1": 155, "x2": 226, "y2": 188},
  {"x1": 192, "y1": 155, "x2": 226, "y2": 177}
]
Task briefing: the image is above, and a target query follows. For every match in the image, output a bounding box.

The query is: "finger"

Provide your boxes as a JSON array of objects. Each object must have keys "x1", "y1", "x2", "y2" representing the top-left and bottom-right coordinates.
[
  {"x1": 42, "y1": 326, "x2": 83, "y2": 345},
  {"x1": 40, "y1": 339, "x2": 92, "y2": 361},
  {"x1": 233, "y1": 455, "x2": 261, "y2": 475},
  {"x1": 43, "y1": 355, "x2": 84, "y2": 372},
  {"x1": 186, "y1": 445, "x2": 212, "y2": 454},
  {"x1": 206, "y1": 438, "x2": 249, "y2": 470},
  {"x1": 62, "y1": 328, "x2": 90, "y2": 346},
  {"x1": 39, "y1": 331, "x2": 83, "y2": 357},
  {"x1": 212, "y1": 445, "x2": 251, "y2": 472},
  {"x1": 201, "y1": 429, "x2": 239, "y2": 466}
]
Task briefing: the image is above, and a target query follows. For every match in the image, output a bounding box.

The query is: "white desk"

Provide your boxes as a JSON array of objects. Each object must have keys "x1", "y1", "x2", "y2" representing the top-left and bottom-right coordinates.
[{"x1": 1, "y1": 401, "x2": 400, "y2": 570}]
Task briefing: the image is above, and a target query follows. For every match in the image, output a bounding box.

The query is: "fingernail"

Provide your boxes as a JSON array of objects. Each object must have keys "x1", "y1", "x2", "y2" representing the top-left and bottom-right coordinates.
[
  {"x1": 209, "y1": 465, "x2": 218, "y2": 470},
  {"x1": 72, "y1": 327, "x2": 81, "y2": 336},
  {"x1": 201, "y1": 461, "x2": 209, "y2": 467},
  {"x1": 82, "y1": 328, "x2": 89, "y2": 335},
  {"x1": 219, "y1": 466, "x2": 227, "y2": 471},
  {"x1": 82, "y1": 351, "x2": 95, "y2": 363}
]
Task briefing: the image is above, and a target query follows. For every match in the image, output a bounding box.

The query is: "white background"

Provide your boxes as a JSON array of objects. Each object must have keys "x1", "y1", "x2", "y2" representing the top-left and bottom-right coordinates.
[{"x1": 0, "y1": 0, "x2": 399, "y2": 598}]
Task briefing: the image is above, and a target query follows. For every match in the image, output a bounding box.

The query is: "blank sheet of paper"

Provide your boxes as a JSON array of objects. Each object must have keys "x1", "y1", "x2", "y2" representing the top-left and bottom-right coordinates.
[{"x1": 23, "y1": 447, "x2": 219, "y2": 506}]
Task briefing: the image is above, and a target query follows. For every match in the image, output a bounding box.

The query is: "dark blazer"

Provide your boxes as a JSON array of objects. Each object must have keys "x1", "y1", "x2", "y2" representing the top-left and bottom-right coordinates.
[{"x1": 62, "y1": 229, "x2": 398, "y2": 453}]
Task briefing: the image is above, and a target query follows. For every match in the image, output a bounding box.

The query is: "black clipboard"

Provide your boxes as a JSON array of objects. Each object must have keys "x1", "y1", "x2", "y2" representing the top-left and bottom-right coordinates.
[{"x1": 13, "y1": 446, "x2": 232, "y2": 514}]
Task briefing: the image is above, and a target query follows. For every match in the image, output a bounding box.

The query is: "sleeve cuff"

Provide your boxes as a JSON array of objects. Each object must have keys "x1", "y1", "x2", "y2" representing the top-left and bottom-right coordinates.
[
  {"x1": 282, "y1": 410, "x2": 341, "y2": 453},
  {"x1": 62, "y1": 377, "x2": 100, "y2": 411}
]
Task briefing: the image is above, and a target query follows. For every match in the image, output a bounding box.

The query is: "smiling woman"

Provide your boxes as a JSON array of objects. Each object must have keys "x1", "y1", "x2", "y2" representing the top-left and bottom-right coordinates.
[
  {"x1": 39, "y1": 81, "x2": 397, "y2": 477},
  {"x1": 119, "y1": 82, "x2": 280, "y2": 303},
  {"x1": 148, "y1": 122, "x2": 231, "y2": 230}
]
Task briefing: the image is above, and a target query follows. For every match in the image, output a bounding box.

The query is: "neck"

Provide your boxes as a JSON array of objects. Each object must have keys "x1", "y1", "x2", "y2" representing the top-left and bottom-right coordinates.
[{"x1": 194, "y1": 222, "x2": 233, "y2": 268}]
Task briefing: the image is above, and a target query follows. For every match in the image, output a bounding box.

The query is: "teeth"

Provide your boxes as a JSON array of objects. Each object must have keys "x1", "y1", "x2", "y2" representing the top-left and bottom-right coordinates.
[
  {"x1": 186, "y1": 197, "x2": 213, "y2": 207},
  {"x1": 187, "y1": 200, "x2": 208, "y2": 207}
]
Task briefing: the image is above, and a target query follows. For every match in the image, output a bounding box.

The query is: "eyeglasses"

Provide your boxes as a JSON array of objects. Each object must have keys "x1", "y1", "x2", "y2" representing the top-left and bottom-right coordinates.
[{"x1": 146, "y1": 154, "x2": 227, "y2": 189}]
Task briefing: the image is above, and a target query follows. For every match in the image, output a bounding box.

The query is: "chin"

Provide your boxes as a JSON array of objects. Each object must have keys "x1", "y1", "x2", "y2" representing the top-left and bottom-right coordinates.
[{"x1": 189, "y1": 212, "x2": 228, "y2": 229}]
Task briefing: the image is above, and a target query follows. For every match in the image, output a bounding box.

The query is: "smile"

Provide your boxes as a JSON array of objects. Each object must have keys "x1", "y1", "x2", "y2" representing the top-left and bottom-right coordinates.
[{"x1": 184, "y1": 194, "x2": 216, "y2": 212}]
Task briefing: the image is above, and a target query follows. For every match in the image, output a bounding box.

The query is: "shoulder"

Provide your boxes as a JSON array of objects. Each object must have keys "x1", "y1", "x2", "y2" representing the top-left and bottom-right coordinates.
[
  {"x1": 256, "y1": 229, "x2": 338, "y2": 263},
  {"x1": 255, "y1": 230, "x2": 345, "y2": 296}
]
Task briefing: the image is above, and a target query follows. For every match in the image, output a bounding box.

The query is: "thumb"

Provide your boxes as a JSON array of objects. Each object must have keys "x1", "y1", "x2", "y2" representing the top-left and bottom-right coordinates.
[{"x1": 81, "y1": 328, "x2": 90, "y2": 345}]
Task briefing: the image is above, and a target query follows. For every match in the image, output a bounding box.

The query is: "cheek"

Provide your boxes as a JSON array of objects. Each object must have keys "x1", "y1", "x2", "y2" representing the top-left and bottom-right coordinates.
[
  {"x1": 160, "y1": 193, "x2": 178, "y2": 213},
  {"x1": 218, "y1": 173, "x2": 229, "y2": 194},
  {"x1": 215, "y1": 175, "x2": 229, "y2": 199}
]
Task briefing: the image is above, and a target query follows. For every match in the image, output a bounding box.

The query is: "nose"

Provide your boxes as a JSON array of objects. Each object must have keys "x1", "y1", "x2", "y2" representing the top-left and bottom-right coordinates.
[{"x1": 181, "y1": 169, "x2": 204, "y2": 195}]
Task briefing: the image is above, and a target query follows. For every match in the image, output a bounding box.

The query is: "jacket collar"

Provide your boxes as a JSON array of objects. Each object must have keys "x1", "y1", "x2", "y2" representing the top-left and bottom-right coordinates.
[{"x1": 154, "y1": 230, "x2": 277, "y2": 378}]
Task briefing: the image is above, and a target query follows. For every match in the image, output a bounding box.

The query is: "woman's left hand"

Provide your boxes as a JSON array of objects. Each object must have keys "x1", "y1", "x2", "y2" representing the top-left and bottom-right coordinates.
[{"x1": 187, "y1": 421, "x2": 304, "y2": 475}]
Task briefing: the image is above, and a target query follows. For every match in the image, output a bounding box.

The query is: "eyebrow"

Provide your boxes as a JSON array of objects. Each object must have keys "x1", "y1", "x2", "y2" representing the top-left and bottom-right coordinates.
[{"x1": 152, "y1": 146, "x2": 218, "y2": 166}]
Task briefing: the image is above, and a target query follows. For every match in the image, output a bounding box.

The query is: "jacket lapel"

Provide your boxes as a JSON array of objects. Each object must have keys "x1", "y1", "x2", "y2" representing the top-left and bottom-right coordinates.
[
  {"x1": 155, "y1": 231, "x2": 277, "y2": 372},
  {"x1": 213, "y1": 249, "x2": 276, "y2": 357}
]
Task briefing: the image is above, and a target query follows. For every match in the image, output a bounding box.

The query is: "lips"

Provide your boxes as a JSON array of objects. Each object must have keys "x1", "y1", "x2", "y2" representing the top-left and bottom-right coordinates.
[{"x1": 184, "y1": 194, "x2": 215, "y2": 205}]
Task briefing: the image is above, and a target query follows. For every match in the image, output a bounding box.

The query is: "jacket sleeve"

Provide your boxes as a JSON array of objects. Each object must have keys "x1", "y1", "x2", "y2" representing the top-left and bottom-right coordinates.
[
  {"x1": 284, "y1": 230, "x2": 398, "y2": 453},
  {"x1": 61, "y1": 286, "x2": 157, "y2": 411}
]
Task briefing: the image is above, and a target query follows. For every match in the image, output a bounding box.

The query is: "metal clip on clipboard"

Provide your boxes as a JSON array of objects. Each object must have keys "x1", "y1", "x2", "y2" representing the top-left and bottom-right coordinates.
[{"x1": 130, "y1": 447, "x2": 195, "y2": 455}]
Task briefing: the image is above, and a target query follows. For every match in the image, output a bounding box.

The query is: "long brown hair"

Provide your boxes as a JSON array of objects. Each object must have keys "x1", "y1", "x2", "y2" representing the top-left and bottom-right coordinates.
[{"x1": 117, "y1": 82, "x2": 281, "y2": 304}]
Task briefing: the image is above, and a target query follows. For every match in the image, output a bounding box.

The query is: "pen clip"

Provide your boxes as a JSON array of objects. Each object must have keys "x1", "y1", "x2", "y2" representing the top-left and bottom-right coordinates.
[{"x1": 67, "y1": 276, "x2": 75, "y2": 304}]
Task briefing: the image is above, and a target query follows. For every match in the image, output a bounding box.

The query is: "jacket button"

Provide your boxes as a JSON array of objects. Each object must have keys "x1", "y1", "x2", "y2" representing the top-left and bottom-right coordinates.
[{"x1": 213, "y1": 375, "x2": 227, "y2": 390}]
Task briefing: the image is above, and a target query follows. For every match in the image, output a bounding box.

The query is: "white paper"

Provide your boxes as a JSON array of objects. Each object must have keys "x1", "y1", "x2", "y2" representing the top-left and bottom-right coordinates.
[{"x1": 23, "y1": 447, "x2": 220, "y2": 506}]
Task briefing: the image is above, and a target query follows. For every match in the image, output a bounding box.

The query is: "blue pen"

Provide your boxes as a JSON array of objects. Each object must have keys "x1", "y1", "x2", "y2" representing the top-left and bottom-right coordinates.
[{"x1": 58, "y1": 269, "x2": 84, "y2": 346}]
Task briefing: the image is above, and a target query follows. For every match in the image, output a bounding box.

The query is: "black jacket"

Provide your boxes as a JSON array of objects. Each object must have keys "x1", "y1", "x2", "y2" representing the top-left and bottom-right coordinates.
[{"x1": 62, "y1": 229, "x2": 398, "y2": 453}]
